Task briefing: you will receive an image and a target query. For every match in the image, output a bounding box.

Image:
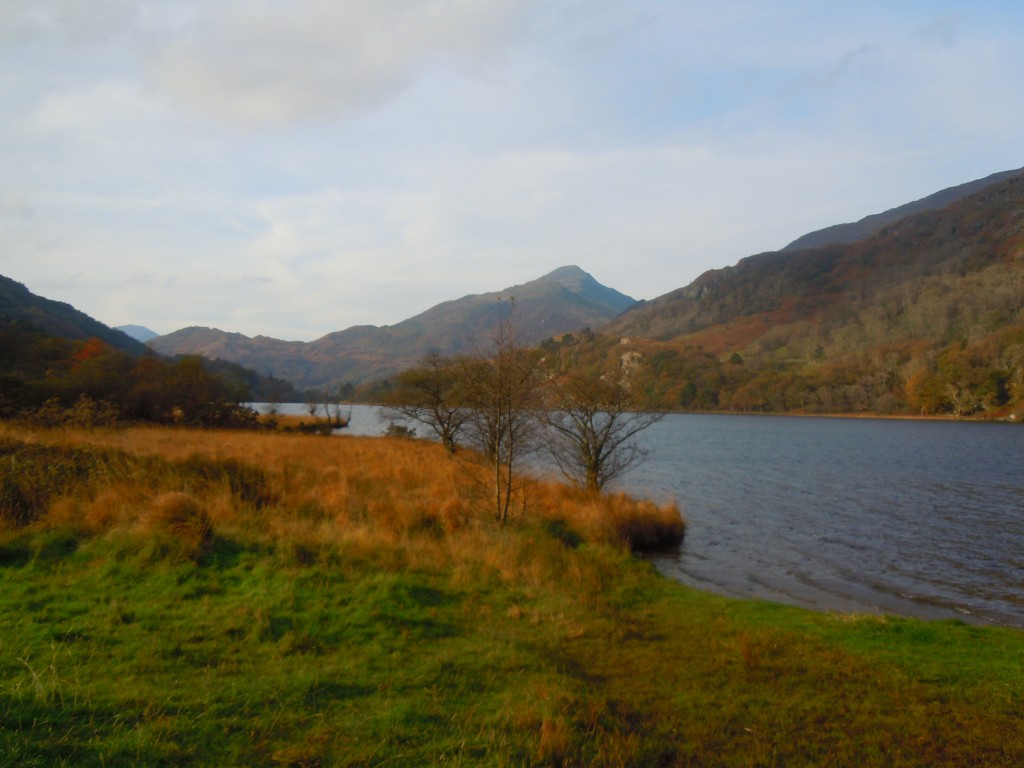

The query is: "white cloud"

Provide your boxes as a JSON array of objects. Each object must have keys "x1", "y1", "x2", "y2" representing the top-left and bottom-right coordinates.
[
  {"x1": 148, "y1": 0, "x2": 540, "y2": 128},
  {"x1": 0, "y1": 0, "x2": 138, "y2": 47},
  {"x1": 0, "y1": 192, "x2": 33, "y2": 220}
]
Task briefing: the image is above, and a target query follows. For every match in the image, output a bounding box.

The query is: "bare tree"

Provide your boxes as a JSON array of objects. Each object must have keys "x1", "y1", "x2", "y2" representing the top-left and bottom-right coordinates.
[
  {"x1": 382, "y1": 351, "x2": 472, "y2": 454},
  {"x1": 319, "y1": 385, "x2": 351, "y2": 428},
  {"x1": 543, "y1": 370, "x2": 663, "y2": 493},
  {"x1": 306, "y1": 393, "x2": 321, "y2": 420},
  {"x1": 463, "y1": 299, "x2": 545, "y2": 524}
]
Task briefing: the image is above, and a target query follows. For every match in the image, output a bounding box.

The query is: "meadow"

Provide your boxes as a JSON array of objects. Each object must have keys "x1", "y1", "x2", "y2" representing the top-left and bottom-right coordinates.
[{"x1": 1, "y1": 423, "x2": 1022, "y2": 766}]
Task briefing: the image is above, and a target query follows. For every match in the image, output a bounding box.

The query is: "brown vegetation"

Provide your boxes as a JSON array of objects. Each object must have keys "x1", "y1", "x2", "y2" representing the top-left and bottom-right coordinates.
[{"x1": 0, "y1": 423, "x2": 685, "y2": 565}]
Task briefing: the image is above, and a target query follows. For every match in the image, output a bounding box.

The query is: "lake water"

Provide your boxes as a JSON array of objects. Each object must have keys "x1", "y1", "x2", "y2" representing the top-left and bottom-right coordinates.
[
  {"x1": 260, "y1": 404, "x2": 1024, "y2": 627},
  {"x1": 627, "y1": 414, "x2": 1024, "y2": 628}
]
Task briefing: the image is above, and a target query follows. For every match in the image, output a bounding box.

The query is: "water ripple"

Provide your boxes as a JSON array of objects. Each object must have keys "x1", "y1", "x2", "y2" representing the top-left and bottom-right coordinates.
[{"x1": 632, "y1": 415, "x2": 1024, "y2": 628}]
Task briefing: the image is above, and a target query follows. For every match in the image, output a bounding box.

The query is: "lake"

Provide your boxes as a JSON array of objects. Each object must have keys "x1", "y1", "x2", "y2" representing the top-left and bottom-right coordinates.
[
  {"x1": 628, "y1": 414, "x2": 1024, "y2": 628},
  {"x1": 259, "y1": 404, "x2": 1024, "y2": 627}
]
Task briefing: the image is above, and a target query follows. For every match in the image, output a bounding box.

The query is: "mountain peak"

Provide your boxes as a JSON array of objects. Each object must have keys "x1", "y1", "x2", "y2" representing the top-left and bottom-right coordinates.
[
  {"x1": 115, "y1": 324, "x2": 159, "y2": 343},
  {"x1": 151, "y1": 266, "x2": 637, "y2": 388},
  {"x1": 541, "y1": 265, "x2": 592, "y2": 289},
  {"x1": 534, "y1": 265, "x2": 636, "y2": 315}
]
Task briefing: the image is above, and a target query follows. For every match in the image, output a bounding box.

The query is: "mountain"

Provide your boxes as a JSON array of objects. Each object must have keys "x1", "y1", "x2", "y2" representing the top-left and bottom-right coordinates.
[
  {"x1": 601, "y1": 168, "x2": 1024, "y2": 416},
  {"x1": 116, "y1": 324, "x2": 160, "y2": 343},
  {"x1": 150, "y1": 266, "x2": 636, "y2": 389},
  {"x1": 610, "y1": 169, "x2": 1024, "y2": 344},
  {"x1": 0, "y1": 275, "x2": 148, "y2": 355},
  {"x1": 782, "y1": 167, "x2": 1023, "y2": 251}
]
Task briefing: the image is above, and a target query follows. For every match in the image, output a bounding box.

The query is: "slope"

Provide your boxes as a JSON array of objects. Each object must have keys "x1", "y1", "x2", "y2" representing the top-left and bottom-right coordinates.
[
  {"x1": 782, "y1": 166, "x2": 1023, "y2": 251},
  {"x1": 601, "y1": 169, "x2": 1024, "y2": 416},
  {"x1": 0, "y1": 275, "x2": 148, "y2": 355}
]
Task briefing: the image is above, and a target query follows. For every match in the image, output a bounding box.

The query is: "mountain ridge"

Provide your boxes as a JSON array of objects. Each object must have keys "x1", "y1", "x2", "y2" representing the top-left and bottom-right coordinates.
[
  {"x1": 150, "y1": 265, "x2": 636, "y2": 389},
  {"x1": 595, "y1": 167, "x2": 1024, "y2": 416},
  {"x1": 610, "y1": 168, "x2": 1024, "y2": 343},
  {"x1": 782, "y1": 166, "x2": 1023, "y2": 252}
]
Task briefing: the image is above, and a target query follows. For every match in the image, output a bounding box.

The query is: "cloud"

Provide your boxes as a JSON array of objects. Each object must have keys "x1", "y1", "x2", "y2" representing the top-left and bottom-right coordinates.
[
  {"x1": 0, "y1": 193, "x2": 33, "y2": 220},
  {"x1": 148, "y1": 0, "x2": 540, "y2": 128},
  {"x1": 0, "y1": 0, "x2": 139, "y2": 47}
]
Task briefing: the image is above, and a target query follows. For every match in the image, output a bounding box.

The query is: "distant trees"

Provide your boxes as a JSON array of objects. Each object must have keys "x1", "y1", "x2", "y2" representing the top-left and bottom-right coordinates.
[
  {"x1": 0, "y1": 325, "x2": 257, "y2": 427},
  {"x1": 302, "y1": 385, "x2": 353, "y2": 428}
]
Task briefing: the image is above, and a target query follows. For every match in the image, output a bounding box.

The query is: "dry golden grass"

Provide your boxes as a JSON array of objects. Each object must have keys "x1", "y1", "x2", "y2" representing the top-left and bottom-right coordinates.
[
  {"x1": 0, "y1": 423, "x2": 685, "y2": 579},
  {"x1": 140, "y1": 491, "x2": 213, "y2": 557},
  {"x1": 531, "y1": 486, "x2": 686, "y2": 550}
]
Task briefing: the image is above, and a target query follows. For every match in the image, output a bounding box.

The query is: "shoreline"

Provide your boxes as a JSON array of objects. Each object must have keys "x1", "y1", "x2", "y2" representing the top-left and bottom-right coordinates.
[
  {"x1": 649, "y1": 553, "x2": 1024, "y2": 630},
  {"x1": 665, "y1": 408, "x2": 1020, "y2": 423}
]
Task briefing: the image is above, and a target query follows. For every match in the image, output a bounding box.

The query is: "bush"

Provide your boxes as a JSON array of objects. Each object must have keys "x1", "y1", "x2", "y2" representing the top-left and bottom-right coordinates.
[
  {"x1": 384, "y1": 422, "x2": 417, "y2": 439},
  {"x1": 20, "y1": 395, "x2": 120, "y2": 429},
  {"x1": 0, "y1": 438, "x2": 119, "y2": 528},
  {"x1": 139, "y1": 492, "x2": 213, "y2": 561}
]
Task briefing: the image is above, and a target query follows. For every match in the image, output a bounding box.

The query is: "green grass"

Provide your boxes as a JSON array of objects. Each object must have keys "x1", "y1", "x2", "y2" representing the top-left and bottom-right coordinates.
[{"x1": 2, "y1": 528, "x2": 1022, "y2": 767}]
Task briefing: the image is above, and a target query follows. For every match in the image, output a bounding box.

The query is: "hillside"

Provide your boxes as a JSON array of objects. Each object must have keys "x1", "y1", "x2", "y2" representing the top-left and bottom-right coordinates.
[
  {"x1": 781, "y1": 166, "x2": 1023, "y2": 251},
  {"x1": 0, "y1": 275, "x2": 148, "y2": 356},
  {"x1": 151, "y1": 266, "x2": 636, "y2": 389},
  {"x1": 0, "y1": 277, "x2": 300, "y2": 413},
  {"x1": 599, "y1": 169, "x2": 1024, "y2": 416}
]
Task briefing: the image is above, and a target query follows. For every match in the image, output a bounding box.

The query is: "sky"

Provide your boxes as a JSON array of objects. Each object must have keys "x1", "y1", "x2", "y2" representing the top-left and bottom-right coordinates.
[{"x1": 2, "y1": 1, "x2": 1023, "y2": 342}]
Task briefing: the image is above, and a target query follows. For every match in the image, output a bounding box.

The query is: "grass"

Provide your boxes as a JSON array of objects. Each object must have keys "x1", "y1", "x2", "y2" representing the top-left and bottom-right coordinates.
[{"x1": 0, "y1": 423, "x2": 1022, "y2": 766}]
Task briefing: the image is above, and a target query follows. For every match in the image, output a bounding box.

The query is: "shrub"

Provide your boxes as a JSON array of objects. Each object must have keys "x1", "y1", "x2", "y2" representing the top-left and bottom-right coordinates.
[
  {"x1": 139, "y1": 492, "x2": 213, "y2": 561},
  {"x1": 538, "y1": 487, "x2": 686, "y2": 551}
]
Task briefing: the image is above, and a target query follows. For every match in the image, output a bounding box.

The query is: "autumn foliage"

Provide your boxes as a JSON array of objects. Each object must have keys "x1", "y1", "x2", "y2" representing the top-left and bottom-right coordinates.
[{"x1": 0, "y1": 323, "x2": 258, "y2": 426}]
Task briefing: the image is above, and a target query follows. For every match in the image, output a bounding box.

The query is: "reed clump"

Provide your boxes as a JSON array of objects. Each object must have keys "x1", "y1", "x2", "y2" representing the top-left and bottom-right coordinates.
[
  {"x1": 139, "y1": 491, "x2": 213, "y2": 560},
  {"x1": 529, "y1": 484, "x2": 686, "y2": 551}
]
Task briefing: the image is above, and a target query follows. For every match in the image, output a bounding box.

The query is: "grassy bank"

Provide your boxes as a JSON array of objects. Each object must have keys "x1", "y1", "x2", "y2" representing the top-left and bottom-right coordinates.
[{"x1": 1, "y1": 425, "x2": 1021, "y2": 766}]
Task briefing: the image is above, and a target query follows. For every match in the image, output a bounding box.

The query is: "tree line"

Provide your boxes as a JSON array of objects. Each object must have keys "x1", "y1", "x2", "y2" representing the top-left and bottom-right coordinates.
[{"x1": 0, "y1": 321, "x2": 293, "y2": 427}]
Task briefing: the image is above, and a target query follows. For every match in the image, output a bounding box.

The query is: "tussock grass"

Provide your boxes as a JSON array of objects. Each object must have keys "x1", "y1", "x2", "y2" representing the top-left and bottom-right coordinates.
[
  {"x1": 0, "y1": 424, "x2": 683, "y2": 561},
  {"x1": 1, "y1": 422, "x2": 1022, "y2": 766}
]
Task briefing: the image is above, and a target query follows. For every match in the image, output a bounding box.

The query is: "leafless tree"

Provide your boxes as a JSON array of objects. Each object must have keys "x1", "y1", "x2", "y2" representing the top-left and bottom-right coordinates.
[
  {"x1": 462, "y1": 299, "x2": 546, "y2": 524},
  {"x1": 382, "y1": 352, "x2": 472, "y2": 454},
  {"x1": 543, "y1": 370, "x2": 663, "y2": 493}
]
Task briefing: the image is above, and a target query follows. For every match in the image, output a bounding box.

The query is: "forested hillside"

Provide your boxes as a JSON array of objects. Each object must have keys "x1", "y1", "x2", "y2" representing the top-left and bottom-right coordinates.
[
  {"x1": 585, "y1": 171, "x2": 1024, "y2": 417},
  {"x1": 0, "y1": 275, "x2": 147, "y2": 355},
  {"x1": 0, "y1": 278, "x2": 298, "y2": 424}
]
